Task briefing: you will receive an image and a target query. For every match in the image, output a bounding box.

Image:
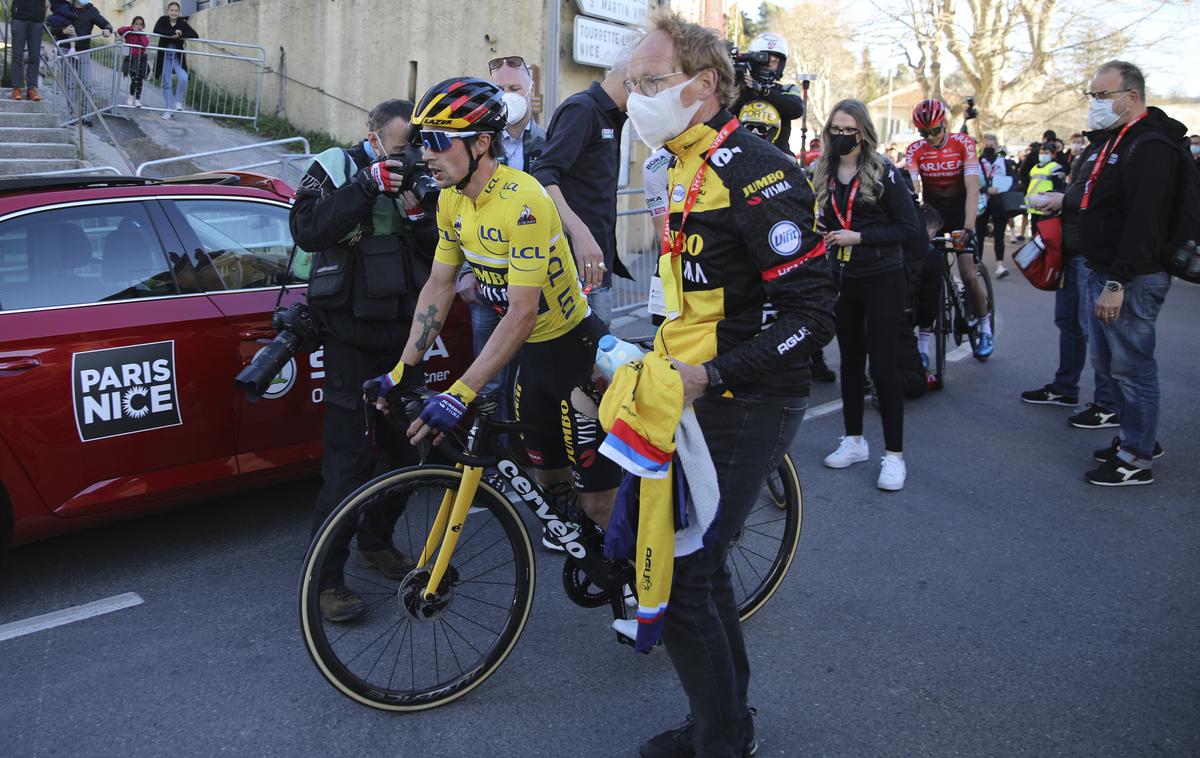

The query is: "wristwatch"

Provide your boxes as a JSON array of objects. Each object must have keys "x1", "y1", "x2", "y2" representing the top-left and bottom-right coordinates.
[
  {"x1": 1104, "y1": 279, "x2": 1126, "y2": 293},
  {"x1": 702, "y1": 361, "x2": 726, "y2": 397}
]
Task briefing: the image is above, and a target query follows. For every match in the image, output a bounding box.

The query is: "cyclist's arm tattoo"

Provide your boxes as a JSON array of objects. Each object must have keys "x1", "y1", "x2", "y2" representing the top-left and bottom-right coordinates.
[{"x1": 414, "y1": 304, "x2": 443, "y2": 353}]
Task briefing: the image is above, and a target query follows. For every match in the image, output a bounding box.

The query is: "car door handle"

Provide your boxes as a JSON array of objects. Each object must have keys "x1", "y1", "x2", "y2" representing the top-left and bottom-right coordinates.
[
  {"x1": 0, "y1": 357, "x2": 41, "y2": 371},
  {"x1": 237, "y1": 327, "x2": 277, "y2": 341}
]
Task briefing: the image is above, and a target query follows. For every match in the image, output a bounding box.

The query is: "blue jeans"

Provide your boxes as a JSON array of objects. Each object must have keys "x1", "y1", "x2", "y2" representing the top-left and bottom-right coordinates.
[
  {"x1": 161, "y1": 51, "x2": 188, "y2": 110},
  {"x1": 586, "y1": 285, "x2": 613, "y2": 326},
  {"x1": 663, "y1": 393, "x2": 807, "y2": 757},
  {"x1": 1051, "y1": 256, "x2": 1116, "y2": 407},
  {"x1": 1086, "y1": 268, "x2": 1170, "y2": 466},
  {"x1": 469, "y1": 301, "x2": 513, "y2": 413}
]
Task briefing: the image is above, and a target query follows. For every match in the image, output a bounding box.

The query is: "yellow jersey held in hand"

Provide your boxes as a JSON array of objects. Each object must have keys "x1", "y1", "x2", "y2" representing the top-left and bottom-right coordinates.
[{"x1": 434, "y1": 164, "x2": 588, "y2": 343}]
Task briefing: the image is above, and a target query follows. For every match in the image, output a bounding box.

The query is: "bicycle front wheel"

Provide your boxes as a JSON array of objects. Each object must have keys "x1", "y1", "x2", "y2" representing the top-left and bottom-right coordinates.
[
  {"x1": 731, "y1": 452, "x2": 803, "y2": 622},
  {"x1": 300, "y1": 465, "x2": 535, "y2": 711}
]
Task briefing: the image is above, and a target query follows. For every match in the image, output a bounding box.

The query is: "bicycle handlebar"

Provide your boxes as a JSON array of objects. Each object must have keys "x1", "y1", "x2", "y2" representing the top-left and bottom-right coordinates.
[{"x1": 361, "y1": 380, "x2": 545, "y2": 469}]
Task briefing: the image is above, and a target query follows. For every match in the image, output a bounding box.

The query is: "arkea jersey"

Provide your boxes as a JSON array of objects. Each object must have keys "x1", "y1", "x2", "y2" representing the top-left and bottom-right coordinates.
[
  {"x1": 434, "y1": 163, "x2": 587, "y2": 343},
  {"x1": 906, "y1": 132, "x2": 980, "y2": 210}
]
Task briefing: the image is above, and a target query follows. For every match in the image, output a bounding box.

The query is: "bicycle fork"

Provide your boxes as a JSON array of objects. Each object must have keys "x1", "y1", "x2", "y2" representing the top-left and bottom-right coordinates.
[{"x1": 417, "y1": 463, "x2": 483, "y2": 601}]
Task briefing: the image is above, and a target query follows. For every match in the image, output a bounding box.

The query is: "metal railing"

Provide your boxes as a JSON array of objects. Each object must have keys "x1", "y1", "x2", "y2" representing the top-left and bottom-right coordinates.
[
  {"x1": 134, "y1": 137, "x2": 310, "y2": 178},
  {"x1": 37, "y1": 31, "x2": 265, "y2": 127},
  {"x1": 612, "y1": 187, "x2": 654, "y2": 317},
  {"x1": 7, "y1": 165, "x2": 123, "y2": 178},
  {"x1": 112, "y1": 32, "x2": 266, "y2": 124}
]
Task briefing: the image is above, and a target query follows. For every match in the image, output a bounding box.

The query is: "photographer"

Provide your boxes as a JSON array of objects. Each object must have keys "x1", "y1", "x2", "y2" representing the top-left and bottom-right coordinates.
[
  {"x1": 732, "y1": 32, "x2": 805, "y2": 150},
  {"x1": 290, "y1": 99, "x2": 437, "y2": 623}
]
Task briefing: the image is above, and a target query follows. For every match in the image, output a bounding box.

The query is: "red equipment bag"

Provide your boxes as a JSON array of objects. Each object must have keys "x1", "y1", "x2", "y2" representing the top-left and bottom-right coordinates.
[{"x1": 1013, "y1": 216, "x2": 1064, "y2": 291}]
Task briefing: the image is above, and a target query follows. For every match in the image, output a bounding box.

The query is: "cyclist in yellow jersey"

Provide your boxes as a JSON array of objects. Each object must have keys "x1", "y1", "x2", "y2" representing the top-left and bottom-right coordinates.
[{"x1": 376, "y1": 77, "x2": 620, "y2": 523}]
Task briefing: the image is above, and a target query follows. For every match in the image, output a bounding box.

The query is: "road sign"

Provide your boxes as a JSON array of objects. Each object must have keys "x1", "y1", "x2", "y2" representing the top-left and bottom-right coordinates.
[
  {"x1": 574, "y1": 0, "x2": 648, "y2": 26},
  {"x1": 573, "y1": 16, "x2": 641, "y2": 68}
]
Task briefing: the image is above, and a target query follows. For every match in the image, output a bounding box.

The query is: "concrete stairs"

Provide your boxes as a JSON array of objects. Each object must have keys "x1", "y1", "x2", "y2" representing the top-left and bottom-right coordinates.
[{"x1": 0, "y1": 91, "x2": 86, "y2": 175}]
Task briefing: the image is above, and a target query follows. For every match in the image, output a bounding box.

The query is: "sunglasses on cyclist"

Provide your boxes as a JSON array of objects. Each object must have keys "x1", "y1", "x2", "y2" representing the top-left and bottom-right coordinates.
[
  {"x1": 488, "y1": 56, "x2": 527, "y2": 72},
  {"x1": 420, "y1": 130, "x2": 480, "y2": 153},
  {"x1": 918, "y1": 125, "x2": 945, "y2": 138}
]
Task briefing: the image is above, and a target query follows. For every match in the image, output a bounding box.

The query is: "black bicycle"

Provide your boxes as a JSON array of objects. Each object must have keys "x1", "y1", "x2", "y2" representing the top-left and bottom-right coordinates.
[
  {"x1": 299, "y1": 391, "x2": 803, "y2": 711},
  {"x1": 932, "y1": 233, "x2": 996, "y2": 384}
]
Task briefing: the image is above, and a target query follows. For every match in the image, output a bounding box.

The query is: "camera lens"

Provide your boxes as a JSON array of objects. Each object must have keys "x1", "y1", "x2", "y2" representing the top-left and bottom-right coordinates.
[{"x1": 234, "y1": 330, "x2": 300, "y2": 401}]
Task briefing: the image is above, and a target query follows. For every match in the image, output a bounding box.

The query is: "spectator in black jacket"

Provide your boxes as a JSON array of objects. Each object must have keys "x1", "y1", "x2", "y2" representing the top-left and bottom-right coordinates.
[
  {"x1": 812, "y1": 99, "x2": 920, "y2": 492},
  {"x1": 533, "y1": 50, "x2": 631, "y2": 325},
  {"x1": 152, "y1": 2, "x2": 198, "y2": 119},
  {"x1": 1040, "y1": 60, "x2": 1184, "y2": 486},
  {"x1": 290, "y1": 99, "x2": 437, "y2": 622},
  {"x1": 1190, "y1": 134, "x2": 1200, "y2": 172},
  {"x1": 10, "y1": 0, "x2": 48, "y2": 101},
  {"x1": 48, "y1": 0, "x2": 110, "y2": 50}
]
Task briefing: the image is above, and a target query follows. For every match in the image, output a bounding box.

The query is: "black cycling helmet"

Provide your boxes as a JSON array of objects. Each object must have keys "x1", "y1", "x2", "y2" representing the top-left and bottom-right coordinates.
[{"x1": 413, "y1": 77, "x2": 508, "y2": 133}]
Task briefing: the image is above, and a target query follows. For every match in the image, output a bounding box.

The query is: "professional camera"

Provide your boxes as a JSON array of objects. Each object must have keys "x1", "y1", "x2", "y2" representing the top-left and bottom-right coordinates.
[
  {"x1": 964, "y1": 96, "x2": 979, "y2": 122},
  {"x1": 387, "y1": 143, "x2": 439, "y2": 209},
  {"x1": 234, "y1": 302, "x2": 322, "y2": 402},
  {"x1": 729, "y1": 45, "x2": 778, "y2": 91}
]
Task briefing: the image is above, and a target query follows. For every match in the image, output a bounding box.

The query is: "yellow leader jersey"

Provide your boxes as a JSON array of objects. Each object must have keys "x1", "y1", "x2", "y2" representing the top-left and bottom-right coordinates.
[{"x1": 434, "y1": 163, "x2": 588, "y2": 343}]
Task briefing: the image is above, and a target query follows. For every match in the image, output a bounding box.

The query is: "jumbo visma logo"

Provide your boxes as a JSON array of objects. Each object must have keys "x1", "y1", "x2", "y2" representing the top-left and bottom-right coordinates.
[{"x1": 72, "y1": 341, "x2": 182, "y2": 442}]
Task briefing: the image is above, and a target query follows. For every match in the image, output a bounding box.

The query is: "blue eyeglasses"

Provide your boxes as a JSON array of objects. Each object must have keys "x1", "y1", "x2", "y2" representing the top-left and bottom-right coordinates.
[{"x1": 420, "y1": 130, "x2": 480, "y2": 153}]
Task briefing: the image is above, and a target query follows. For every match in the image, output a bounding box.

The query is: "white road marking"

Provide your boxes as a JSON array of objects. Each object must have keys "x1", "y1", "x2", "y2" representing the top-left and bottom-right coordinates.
[{"x1": 0, "y1": 592, "x2": 144, "y2": 643}]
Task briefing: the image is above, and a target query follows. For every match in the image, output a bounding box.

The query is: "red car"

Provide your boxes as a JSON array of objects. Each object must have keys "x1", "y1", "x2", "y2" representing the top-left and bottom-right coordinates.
[{"x1": 0, "y1": 173, "x2": 472, "y2": 551}]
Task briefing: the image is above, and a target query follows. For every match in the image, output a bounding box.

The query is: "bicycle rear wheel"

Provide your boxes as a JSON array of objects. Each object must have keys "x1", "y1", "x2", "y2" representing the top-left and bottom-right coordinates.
[
  {"x1": 731, "y1": 452, "x2": 803, "y2": 622},
  {"x1": 300, "y1": 465, "x2": 535, "y2": 711}
]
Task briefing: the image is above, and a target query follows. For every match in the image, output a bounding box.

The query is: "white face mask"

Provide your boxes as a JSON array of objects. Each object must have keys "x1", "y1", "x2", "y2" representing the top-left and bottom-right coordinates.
[
  {"x1": 1087, "y1": 91, "x2": 1130, "y2": 131},
  {"x1": 502, "y1": 91, "x2": 529, "y2": 127},
  {"x1": 1191, "y1": 144, "x2": 1200, "y2": 158},
  {"x1": 627, "y1": 74, "x2": 702, "y2": 150}
]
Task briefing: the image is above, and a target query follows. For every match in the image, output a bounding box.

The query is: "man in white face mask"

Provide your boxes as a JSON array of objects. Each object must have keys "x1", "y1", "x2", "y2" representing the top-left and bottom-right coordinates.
[
  {"x1": 1032, "y1": 60, "x2": 1185, "y2": 487},
  {"x1": 623, "y1": 11, "x2": 835, "y2": 758}
]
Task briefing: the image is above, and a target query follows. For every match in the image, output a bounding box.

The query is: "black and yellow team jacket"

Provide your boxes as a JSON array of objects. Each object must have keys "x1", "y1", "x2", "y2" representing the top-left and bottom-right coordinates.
[{"x1": 654, "y1": 110, "x2": 836, "y2": 397}]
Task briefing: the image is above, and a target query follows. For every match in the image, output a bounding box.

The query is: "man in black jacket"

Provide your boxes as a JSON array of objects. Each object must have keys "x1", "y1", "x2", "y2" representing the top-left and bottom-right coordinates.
[
  {"x1": 10, "y1": 0, "x2": 48, "y2": 101},
  {"x1": 1072, "y1": 60, "x2": 1181, "y2": 486},
  {"x1": 290, "y1": 99, "x2": 437, "y2": 621}
]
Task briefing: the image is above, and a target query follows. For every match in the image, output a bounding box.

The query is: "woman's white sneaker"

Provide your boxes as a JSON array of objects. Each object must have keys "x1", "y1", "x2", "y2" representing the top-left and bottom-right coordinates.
[
  {"x1": 877, "y1": 454, "x2": 906, "y2": 491},
  {"x1": 824, "y1": 436, "x2": 869, "y2": 469}
]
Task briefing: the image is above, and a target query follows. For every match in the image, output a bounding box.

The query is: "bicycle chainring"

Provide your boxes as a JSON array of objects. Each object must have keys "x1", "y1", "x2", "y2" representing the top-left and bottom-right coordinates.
[{"x1": 562, "y1": 558, "x2": 612, "y2": 608}]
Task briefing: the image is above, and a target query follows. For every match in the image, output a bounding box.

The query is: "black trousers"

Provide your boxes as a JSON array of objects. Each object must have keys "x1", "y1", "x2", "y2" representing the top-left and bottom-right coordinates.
[
  {"x1": 663, "y1": 393, "x2": 807, "y2": 757},
  {"x1": 310, "y1": 337, "x2": 417, "y2": 588},
  {"x1": 977, "y1": 203, "x2": 1007, "y2": 261},
  {"x1": 835, "y1": 268, "x2": 906, "y2": 452}
]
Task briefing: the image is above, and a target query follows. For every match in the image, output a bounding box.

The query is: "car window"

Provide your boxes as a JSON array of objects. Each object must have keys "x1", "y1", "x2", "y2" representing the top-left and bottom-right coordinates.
[
  {"x1": 172, "y1": 199, "x2": 312, "y2": 290},
  {"x1": 0, "y1": 202, "x2": 178, "y2": 311}
]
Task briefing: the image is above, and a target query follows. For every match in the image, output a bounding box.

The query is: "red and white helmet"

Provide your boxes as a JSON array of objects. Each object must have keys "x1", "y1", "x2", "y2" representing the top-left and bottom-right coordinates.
[
  {"x1": 748, "y1": 33, "x2": 788, "y2": 64},
  {"x1": 911, "y1": 99, "x2": 947, "y2": 131}
]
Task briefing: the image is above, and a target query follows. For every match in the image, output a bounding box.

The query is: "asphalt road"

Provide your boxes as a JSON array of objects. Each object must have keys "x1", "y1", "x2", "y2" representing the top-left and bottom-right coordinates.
[{"x1": 2, "y1": 272, "x2": 1198, "y2": 758}]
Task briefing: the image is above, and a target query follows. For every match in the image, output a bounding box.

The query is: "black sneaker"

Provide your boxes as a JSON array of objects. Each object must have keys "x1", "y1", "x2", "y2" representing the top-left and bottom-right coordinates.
[
  {"x1": 1092, "y1": 436, "x2": 1164, "y2": 462},
  {"x1": 1086, "y1": 456, "x2": 1153, "y2": 486},
  {"x1": 638, "y1": 708, "x2": 757, "y2": 757},
  {"x1": 1068, "y1": 403, "x2": 1119, "y2": 429},
  {"x1": 1021, "y1": 384, "x2": 1079, "y2": 406}
]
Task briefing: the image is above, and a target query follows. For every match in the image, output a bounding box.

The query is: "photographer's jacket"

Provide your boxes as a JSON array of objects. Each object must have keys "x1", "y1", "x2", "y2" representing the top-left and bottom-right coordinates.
[
  {"x1": 733, "y1": 83, "x2": 805, "y2": 150},
  {"x1": 654, "y1": 111, "x2": 836, "y2": 396},
  {"x1": 290, "y1": 142, "x2": 437, "y2": 352}
]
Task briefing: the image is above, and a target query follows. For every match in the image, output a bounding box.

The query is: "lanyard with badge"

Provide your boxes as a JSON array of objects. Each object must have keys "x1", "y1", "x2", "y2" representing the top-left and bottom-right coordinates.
[
  {"x1": 649, "y1": 118, "x2": 739, "y2": 315},
  {"x1": 1081, "y1": 111, "x2": 1147, "y2": 211},
  {"x1": 828, "y1": 177, "x2": 859, "y2": 263},
  {"x1": 660, "y1": 117, "x2": 740, "y2": 257}
]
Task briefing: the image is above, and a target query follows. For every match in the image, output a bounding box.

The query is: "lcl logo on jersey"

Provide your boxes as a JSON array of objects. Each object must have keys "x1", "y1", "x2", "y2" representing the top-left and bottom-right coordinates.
[{"x1": 72, "y1": 341, "x2": 182, "y2": 442}]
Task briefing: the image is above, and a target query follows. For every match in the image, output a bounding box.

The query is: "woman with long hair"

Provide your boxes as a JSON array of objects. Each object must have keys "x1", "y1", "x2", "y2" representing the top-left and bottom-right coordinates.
[{"x1": 814, "y1": 99, "x2": 921, "y2": 491}]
